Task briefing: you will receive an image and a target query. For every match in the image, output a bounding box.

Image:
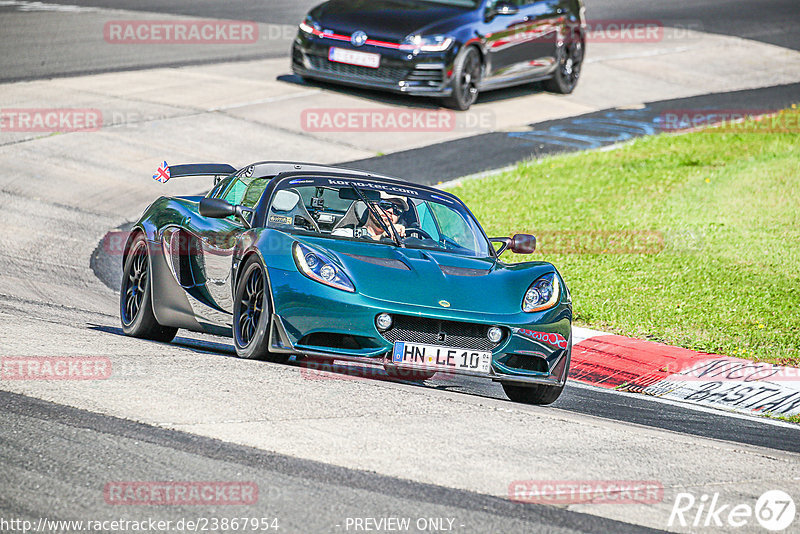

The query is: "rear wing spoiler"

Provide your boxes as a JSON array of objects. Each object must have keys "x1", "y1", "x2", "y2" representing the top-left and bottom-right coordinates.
[{"x1": 153, "y1": 161, "x2": 237, "y2": 183}]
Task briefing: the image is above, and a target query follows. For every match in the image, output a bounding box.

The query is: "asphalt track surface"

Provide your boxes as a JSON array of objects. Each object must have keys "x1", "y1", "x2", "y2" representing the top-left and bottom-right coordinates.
[
  {"x1": 1, "y1": 390, "x2": 656, "y2": 534},
  {"x1": 1, "y1": 0, "x2": 798, "y2": 82}
]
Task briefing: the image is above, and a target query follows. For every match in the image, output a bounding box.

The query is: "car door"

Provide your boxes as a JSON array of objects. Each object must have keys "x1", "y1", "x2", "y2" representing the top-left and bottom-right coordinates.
[
  {"x1": 483, "y1": 0, "x2": 529, "y2": 79},
  {"x1": 514, "y1": 0, "x2": 561, "y2": 76}
]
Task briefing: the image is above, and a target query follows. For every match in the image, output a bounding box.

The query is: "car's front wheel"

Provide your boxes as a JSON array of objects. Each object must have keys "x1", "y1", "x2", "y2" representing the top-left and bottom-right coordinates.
[
  {"x1": 502, "y1": 382, "x2": 565, "y2": 405},
  {"x1": 543, "y1": 33, "x2": 584, "y2": 94},
  {"x1": 442, "y1": 46, "x2": 482, "y2": 111},
  {"x1": 233, "y1": 256, "x2": 290, "y2": 363},
  {"x1": 120, "y1": 233, "x2": 178, "y2": 342}
]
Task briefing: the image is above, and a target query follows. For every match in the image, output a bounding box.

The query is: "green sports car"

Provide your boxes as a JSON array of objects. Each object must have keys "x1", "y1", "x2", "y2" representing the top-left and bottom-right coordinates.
[{"x1": 121, "y1": 161, "x2": 572, "y2": 404}]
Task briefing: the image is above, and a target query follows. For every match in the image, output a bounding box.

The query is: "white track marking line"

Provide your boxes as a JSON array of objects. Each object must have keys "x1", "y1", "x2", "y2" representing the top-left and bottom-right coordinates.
[{"x1": 568, "y1": 380, "x2": 800, "y2": 431}]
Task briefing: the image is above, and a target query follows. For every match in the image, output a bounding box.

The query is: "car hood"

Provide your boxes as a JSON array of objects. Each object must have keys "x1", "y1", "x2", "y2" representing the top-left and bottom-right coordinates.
[
  {"x1": 311, "y1": 0, "x2": 472, "y2": 42},
  {"x1": 298, "y1": 236, "x2": 554, "y2": 316}
]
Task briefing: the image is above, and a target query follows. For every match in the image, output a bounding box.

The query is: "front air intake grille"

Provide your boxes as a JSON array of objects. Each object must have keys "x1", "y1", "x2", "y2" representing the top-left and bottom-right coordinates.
[
  {"x1": 379, "y1": 315, "x2": 504, "y2": 352},
  {"x1": 308, "y1": 55, "x2": 408, "y2": 82}
]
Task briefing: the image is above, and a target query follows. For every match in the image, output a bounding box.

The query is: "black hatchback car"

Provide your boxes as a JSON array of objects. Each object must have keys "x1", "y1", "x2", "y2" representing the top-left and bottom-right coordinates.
[{"x1": 292, "y1": 0, "x2": 586, "y2": 110}]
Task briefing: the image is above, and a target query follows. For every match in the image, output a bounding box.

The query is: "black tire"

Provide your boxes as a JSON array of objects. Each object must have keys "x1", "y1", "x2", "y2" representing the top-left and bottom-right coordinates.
[
  {"x1": 384, "y1": 366, "x2": 437, "y2": 381},
  {"x1": 442, "y1": 46, "x2": 482, "y2": 111},
  {"x1": 120, "y1": 234, "x2": 178, "y2": 343},
  {"x1": 233, "y1": 256, "x2": 289, "y2": 363},
  {"x1": 543, "y1": 34, "x2": 584, "y2": 94},
  {"x1": 502, "y1": 382, "x2": 565, "y2": 405}
]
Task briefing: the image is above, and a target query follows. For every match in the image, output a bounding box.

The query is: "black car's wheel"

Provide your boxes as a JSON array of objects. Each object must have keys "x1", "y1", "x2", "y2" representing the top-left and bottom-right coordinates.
[
  {"x1": 442, "y1": 46, "x2": 482, "y2": 111},
  {"x1": 543, "y1": 33, "x2": 584, "y2": 94},
  {"x1": 384, "y1": 366, "x2": 437, "y2": 382},
  {"x1": 120, "y1": 234, "x2": 178, "y2": 342},
  {"x1": 502, "y1": 382, "x2": 565, "y2": 405},
  {"x1": 233, "y1": 256, "x2": 289, "y2": 363}
]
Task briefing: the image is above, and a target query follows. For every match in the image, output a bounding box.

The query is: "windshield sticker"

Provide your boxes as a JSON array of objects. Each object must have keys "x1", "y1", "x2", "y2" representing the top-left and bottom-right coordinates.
[
  {"x1": 326, "y1": 179, "x2": 419, "y2": 196},
  {"x1": 152, "y1": 161, "x2": 171, "y2": 183},
  {"x1": 269, "y1": 215, "x2": 293, "y2": 225},
  {"x1": 288, "y1": 179, "x2": 315, "y2": 185},
  {"x1": 242, "y1": 165, "x2": 255, "y2": 177}
]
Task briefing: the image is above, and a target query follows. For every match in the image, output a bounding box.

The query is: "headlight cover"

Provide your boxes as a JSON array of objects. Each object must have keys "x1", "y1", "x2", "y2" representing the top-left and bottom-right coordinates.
[
  {"x1": 400, "y1": 34, "x2": 454, "y2": 52},
  {"x1": 293, "y1": 242, "x2": 355, "y2": 292},
  {"x1": 522, "y1": 273, "x2": 560, "y2": 312},
  {"x1": 299, "y1": 15, "x2": 322, "y2": 36}
]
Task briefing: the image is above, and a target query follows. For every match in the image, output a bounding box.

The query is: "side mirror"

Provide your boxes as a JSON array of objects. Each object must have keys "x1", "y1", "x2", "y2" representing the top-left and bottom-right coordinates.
[
  {"x1": 486, "y1": 1, "x2": 519, "y2": 20},
  {"x1": 199, "y1": 197, "x2": 253, "y2": 228},
  {"x1": 490, "y1": 234, "x2": 536, "y2": 256},
  {"x1": 200, "y1": 197, "x2": 236, "y2": 218}
]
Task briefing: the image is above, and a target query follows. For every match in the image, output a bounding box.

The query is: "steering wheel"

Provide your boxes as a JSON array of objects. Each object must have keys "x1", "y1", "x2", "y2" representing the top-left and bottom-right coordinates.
[{"x1": 404, "y1": 227, "x2": 433, "y2": 240}]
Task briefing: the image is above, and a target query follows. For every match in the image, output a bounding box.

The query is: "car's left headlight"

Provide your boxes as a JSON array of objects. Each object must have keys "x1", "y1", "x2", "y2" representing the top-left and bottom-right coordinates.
[
  {"x1": 298, "y1": 14, "x2": 322, "y2": 36},
  {"x1": 522, "y1": 273, "x2": 560, "y2": 312},
  {"x1": 293, "y1": 242, "x2": 355, "y2": 292},
  {"x1": 400, "y1": 34, "x2": 454, "y2": 52}
]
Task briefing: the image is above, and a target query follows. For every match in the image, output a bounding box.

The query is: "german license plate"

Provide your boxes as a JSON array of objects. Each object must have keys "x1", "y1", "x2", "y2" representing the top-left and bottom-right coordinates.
[
  {"x1": 391, "y1": 342, "x2": 491, "y2": 374},
  {"x1": 328, "y1": 46, "x2": 380, "y2": 69}
]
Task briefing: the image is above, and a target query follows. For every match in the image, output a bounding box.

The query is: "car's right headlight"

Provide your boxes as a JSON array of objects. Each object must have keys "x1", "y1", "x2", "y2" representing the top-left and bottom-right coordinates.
[
  {"x1": 522, "y1": 273, "x2": 560, "y2": 312},
  {"x1": 298, "y1": 15, "x2": 322, "y2": 36},
  {"x1": 293, "y1": 242, "x2": 355, "y2": 292},
  {"x1": 400, "y1": 34, "x2": 454, "y2": 52}
]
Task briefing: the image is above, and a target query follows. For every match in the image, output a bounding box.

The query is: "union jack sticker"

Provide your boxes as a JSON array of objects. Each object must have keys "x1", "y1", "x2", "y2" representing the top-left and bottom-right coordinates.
[{"x1": 153, "y1": 161, "x2": 170, "y2": 183}]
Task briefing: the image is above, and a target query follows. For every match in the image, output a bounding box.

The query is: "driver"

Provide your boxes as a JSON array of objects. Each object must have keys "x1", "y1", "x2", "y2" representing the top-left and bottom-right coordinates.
[{"x1": 334, "y1": 191, "x2": 408, "y2": 241}]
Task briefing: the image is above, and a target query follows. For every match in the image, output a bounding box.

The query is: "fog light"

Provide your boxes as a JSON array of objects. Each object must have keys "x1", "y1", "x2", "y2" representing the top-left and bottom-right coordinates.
[
  {"x1": 376, "y1": 313, "x2": 393, "y2": 331},
  {"x1": 487, "y1": 326, "x2": 503, "y2": 343}
]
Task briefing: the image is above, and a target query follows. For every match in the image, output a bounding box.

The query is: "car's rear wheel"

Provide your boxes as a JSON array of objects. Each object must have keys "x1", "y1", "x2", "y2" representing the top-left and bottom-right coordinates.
[
  {"x1": 442, "y1": 46, "x2": 482, "y2": 111},
  {"x1": 502, "y1": 382, "x2": 565, "y2": 405},
  {"x1": 233, "y1": 256, "x2": 290, "y2": 363},
  {"x1": 543, "y1": 33, "x2": 584, "y2": 94},
  {"x1": 120, "y1": 234, "x2": 178, "y2": 342}
]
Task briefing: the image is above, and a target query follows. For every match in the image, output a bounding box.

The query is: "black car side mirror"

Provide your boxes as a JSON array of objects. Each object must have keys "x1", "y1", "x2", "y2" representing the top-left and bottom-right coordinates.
[
  {"x1": 490, "y1": 234, "x2": 536, "y2": 256},
  {"x1": 486, "y1": 1, "x2": 519, "y2": 20},
  {"x1": 199, "y1": 197, "x2": 253, "y2": 228}
]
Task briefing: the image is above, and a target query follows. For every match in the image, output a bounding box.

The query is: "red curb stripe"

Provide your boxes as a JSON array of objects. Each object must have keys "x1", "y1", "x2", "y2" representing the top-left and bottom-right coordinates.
[{"x1": 569, "y1": 335, "x2": 721, "y2": 390}]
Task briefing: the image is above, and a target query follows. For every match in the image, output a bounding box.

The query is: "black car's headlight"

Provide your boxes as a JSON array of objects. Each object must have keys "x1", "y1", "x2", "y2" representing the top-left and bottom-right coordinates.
[
  {"x1": 293, "y1": 242, "x2": 355, "y2": 292},
  {"x1": 400, "y1": 34, "x2": 454, "y2": 52},
  {"x1": 522, "y1": 273, "x2": 560, "y2": 312},
  {"x1": 298, "y1": 15, "x2": 322, "y2": 36}
]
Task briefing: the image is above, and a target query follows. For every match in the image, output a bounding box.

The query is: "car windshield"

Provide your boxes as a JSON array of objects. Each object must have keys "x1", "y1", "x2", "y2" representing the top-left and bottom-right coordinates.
[{"x1": 265, "y1": 176, "x2": 492, "y2": 258}]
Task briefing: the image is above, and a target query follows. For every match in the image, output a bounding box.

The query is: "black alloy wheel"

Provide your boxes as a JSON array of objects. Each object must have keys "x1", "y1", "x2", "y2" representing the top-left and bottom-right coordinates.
[
  {"x1": 233, "y1": 256, "x2": 289, "y2": 363},
  {"x1": 120, "y1": 234, "x2": 178, "y2": 342},
  {"x1": 443, "y1": 46, "x2": 482, "y2": 111}
]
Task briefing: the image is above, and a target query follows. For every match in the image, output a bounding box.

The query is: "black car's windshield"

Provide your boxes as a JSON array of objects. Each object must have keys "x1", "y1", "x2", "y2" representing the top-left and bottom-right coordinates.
[{"x1": 265, "y1": 177, "x2": 492, "y2": 258}]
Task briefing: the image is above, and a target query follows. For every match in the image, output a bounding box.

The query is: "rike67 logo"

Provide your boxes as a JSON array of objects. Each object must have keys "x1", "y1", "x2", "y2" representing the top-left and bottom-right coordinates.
[{"x1": 669, "y1": 490, "x2": 796, "y2": 531}]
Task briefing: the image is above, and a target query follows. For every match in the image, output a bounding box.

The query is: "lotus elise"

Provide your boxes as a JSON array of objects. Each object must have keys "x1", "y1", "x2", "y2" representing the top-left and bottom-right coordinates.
[{"x1": 120, "y1": 161, "x2": 572, "y2": 404}]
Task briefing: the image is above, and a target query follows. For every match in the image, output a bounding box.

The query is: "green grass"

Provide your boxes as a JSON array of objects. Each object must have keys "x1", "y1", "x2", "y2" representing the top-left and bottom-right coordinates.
[{"x1": 447, "y1": 107, "x2": 800, "y2": 365}]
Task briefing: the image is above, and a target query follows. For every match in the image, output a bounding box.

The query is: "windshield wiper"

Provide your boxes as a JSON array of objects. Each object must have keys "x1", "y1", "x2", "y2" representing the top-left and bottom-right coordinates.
[{"x1": 349, "y1": 183, "x2": 404, "y2": 247}]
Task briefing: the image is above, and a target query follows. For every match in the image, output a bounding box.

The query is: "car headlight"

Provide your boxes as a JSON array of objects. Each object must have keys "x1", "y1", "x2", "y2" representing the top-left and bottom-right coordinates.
[
  {"x1": 522, "y1": 273, "x2": 560, "y2": 312},
  {"x1": 400, "y1": 34, "x2": 454, "y2": 52},
  {"x1": 298, "y1": 15, "x2": 322, "y2": 36},
  {"x1": 293, "y1": 242, "x2": 355, "y2": 292}
]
